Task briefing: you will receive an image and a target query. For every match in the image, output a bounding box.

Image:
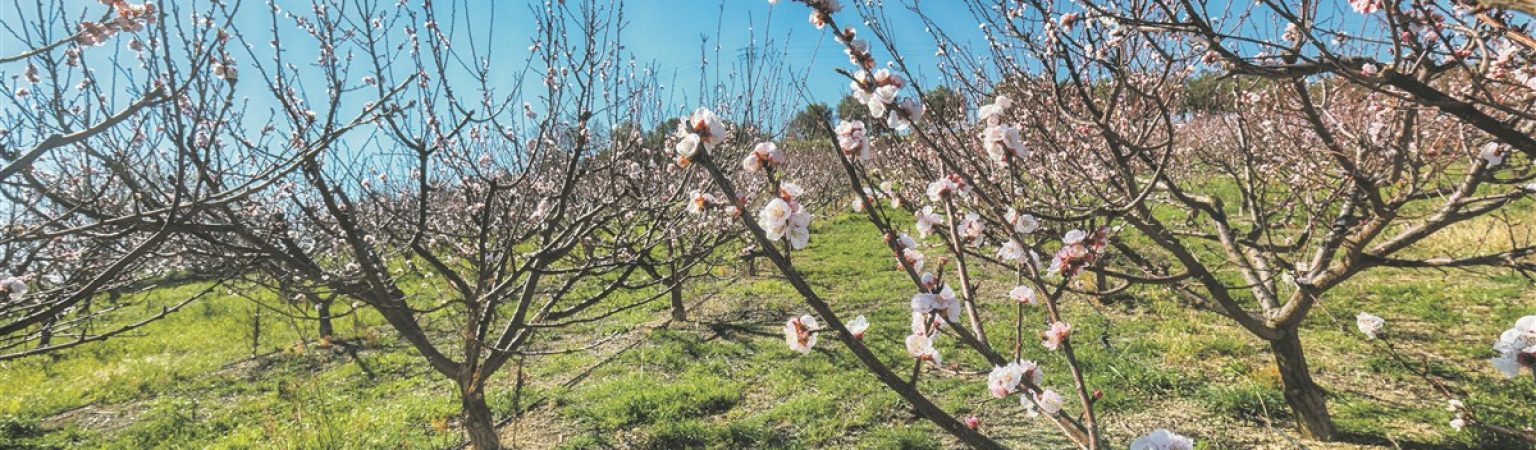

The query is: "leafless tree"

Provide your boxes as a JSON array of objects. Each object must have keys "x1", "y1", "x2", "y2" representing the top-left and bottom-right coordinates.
[{"x1": 0, "y1": 0, "x2": 264, "y2": 360}]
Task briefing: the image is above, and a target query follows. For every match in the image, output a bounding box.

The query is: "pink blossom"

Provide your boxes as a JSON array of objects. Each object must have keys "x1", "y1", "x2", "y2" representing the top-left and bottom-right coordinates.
[
  {"x1": 836, "y1": 120, "x2": 869, "y2": 160},
  {"x1": 784, "y1": 315, "x2": 819, "y2": 354},
  {"x1": 925, "y1": 174, "x2": 969, "y2": 201},
  {"x1": 981, "y1": 123, "x2": 1027, "y2": 165},
  {"x1": 1042, "y1": 321, "x2": 1072, "y2": 351},
  {"x1": 1059, "y1": 13, "x2": 1080, "y2": 32},
  {"x1": 1349, "y1": 0, "x2": 1381, "y2": 14},
  {"x1": 987, "y1": 361, "x2": 1031, "y2": 398},
  {"x1": 959, "y1": 212, "x2": 985, "y2": 247},
  {"x1": 914, "y1": 206, "x2": 944, "y2": 238},
  {"x1": 888, "y1": 97, "x2": 924, "y2": 130}
]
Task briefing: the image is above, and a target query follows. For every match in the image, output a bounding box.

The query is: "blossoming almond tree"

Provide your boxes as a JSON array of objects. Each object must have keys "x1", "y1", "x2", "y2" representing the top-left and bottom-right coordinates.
[
  {"x1": 729, "y1": 0, "x2": 1534, "y2": 446},
  {"x1": 672, "y1": 1, "x2": 1167, "y2": 448},
  {"x1": 842, "y1": 0, "x2": 1536, "y2": 442},
  {"x1": 0, "y1": 0, "x2": 262, "y2": 359},
  {"x1": 1023, "y1": 0, "x2": 1536, "y2": 440},
  {"x1": 117, "y1": 1, "x2": 711, "y2": 448}
]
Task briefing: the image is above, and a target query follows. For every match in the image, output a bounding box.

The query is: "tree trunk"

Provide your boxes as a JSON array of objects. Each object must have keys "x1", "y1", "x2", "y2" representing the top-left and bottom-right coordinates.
[
  {"x1": 669, "y1": 275, "x2": 686, "y2": 322},
  {"x1": 250, "y1": 310, "x2": 261, "y2": 357},
  {"x1": 316, "y1": 298, "x2": 334, "y2": 341},
  {"x1": 1269, "y1": 330, "x2": 1335, "y2": 441},
  {"x1": 459, "y1": 382, "x2": 501, "y2": 450},
  {"x1": 37, "y1": 316, "x2": 55, "y2": 349}
]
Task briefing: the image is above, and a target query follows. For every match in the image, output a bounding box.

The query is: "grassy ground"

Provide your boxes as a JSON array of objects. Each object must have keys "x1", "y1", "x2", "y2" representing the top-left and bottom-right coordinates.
[{"x1": 2, "y1": 214, "x2": 1533, "y2": 449}]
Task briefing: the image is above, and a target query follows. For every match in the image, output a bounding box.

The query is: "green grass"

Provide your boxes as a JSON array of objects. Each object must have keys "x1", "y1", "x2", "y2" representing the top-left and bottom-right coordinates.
[{"x1": 2, "y1": 212, "x2": 1533, "y2": 449}]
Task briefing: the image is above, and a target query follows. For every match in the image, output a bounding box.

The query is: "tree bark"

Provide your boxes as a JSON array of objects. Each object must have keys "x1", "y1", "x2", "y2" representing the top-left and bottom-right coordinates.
[
  {"x1": 459, "y1": 381, "x2": 501, "y2": 450},
  {"x1": 37, "y1": 316, "x2": 55, "y2": 349},
  {"x1": 316, "y1": 298, "x2": 334, "y2": 341},
  {"x1": 668, "y1": 274, "x2": 686, "y2": 322},
  {"x1": 1269, "y1": 330, "x2": 1335, "y2": 441}
]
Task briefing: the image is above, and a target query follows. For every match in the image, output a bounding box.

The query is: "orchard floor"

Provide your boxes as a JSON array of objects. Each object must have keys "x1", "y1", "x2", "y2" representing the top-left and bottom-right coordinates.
[{"x1": 2, "y1": 214, "x2": 1533, "y2": 449}]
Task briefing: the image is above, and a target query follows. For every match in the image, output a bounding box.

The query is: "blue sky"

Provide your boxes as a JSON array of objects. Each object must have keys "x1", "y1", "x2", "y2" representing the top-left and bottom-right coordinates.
[
  {"x1": 3, "y1": 0, "x2": 1389, "y2": 134},
  {"x1": 618, "y1": 0, "x2": 982, "y2": 105},
  {"x1": 343, "y1": 0, "x2": 986, "y2": 110},
  {"x1": 218, "y1": 0, "x2": 987, "y2": 133}
]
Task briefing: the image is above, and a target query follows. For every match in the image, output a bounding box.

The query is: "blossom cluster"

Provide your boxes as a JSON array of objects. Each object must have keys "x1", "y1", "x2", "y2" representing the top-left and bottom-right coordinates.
[
  {"x1": 924, "y1": 174, "x2": 970, "y2": 202},
  {"x1": 986, "y1": 360, "x2": 1042, "y2": 398},
  {"x1": 77, "y1": 1, "x2": 157, "y2": 46},
  {"x1": 1048, "y1": 228, "x2": 1109, "y2": 277},
  {"x1": 910, "y1": 284, "x2": 961, "y2": 326},
  {"x1": 977, "y1": 96, "x2": 1028, "y2": 165},
  {"x1": 757, "y1": 182, "x2": 813, "y2": 250},
  {"x1": 742, "y1": 142, "x2": 787, "y2": 173},
  {"x1": 835, "y1": 120, "x2": 870, "y2": 160},
  {"x1": 850, "y1": 69, "x2": 924, "y2": 130},
  {"x1": 670, "y1": 107, "x2": 726, "y2": 167},
  {"x1": 893, "y1": 232, "x2": 926, "y2": 272}
]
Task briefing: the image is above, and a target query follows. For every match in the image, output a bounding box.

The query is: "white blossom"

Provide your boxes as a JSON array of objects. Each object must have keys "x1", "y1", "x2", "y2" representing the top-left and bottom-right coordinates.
[
  {"x1": 1129, "y1": 429, "x2": 1195, "y2": 450},
  {"x1": 1479, "y1": 142, "x2": 1506, "y2": 167},
  {"x1": 1008, "y1": 285, "x2": 1038, "y2": 305},
  {"x1": 996, "y1": 239, "x2": 1026, "y2": 261},
  {"x1": 1006, "y1": 207, "x2": 1039, "y2": 234},
  {"x1": 847, "y1": 315, "x2": 869, "y2": 339},
  {"x1": 1063, "y1": 229, "x2": 1087, "y2": 245},
  {"x1": 687, "y1": 191, "x2": 716, "y2": 215},
  {"x1": 1028, "y1": 389, "x2": 1064, "y2": 416},
  {"x1": 687, "y1": 107, "x2": 726, "y2": 147},
  {"x1": 988, "y1": 362, "x2": 1026, "y2": 398},
  {"x1": 1491, "y1": 315, "x2": 1536, "y2": 378},
  {"x1": 905, "y1": 333, "x2": 941, "y2": 365},
  {"x1": 784, "y1": 315, "x2": 819, "y2": 354},
  {"x1": 915, "y1": 206, "x2": 944, "y2": 238},
  {"x1": 1356, "y1": 312, "x2": 1385, "y2": 339},
  {"x1": 0, "y1": 276, "x2": 27, "y2": 296},
  {"x1": 759, "y1": 198, "x2": 792, "y2": 241}
]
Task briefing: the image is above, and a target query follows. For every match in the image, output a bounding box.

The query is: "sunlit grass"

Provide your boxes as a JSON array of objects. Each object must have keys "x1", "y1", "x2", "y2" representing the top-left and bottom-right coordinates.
[{"x1": 1, "y1": 211, "x2": 1532, "y2": 449}]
